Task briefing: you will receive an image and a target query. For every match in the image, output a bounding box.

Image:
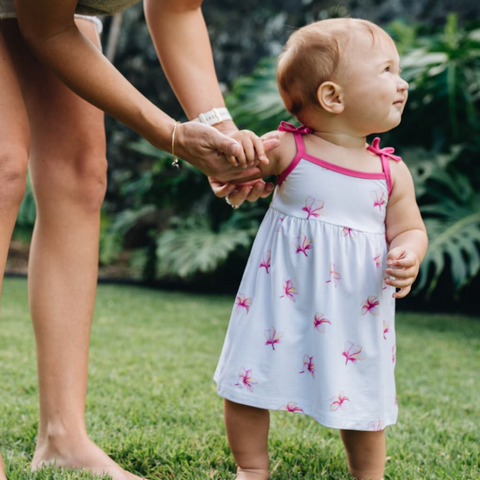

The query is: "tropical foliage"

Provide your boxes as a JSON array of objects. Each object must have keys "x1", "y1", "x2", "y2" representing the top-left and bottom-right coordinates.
[{"x1": 12, "y1": 15, "x2": 480, "y2": 300}]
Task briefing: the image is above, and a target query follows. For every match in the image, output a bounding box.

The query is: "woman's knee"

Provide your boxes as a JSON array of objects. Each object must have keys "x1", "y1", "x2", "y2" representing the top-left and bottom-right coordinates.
[
  {"x1": 33, "y1": 148, "x2": 108, "y2": 214},
  {"x1": 0, "y1": 146, "x2": 29, "y2": 208}
]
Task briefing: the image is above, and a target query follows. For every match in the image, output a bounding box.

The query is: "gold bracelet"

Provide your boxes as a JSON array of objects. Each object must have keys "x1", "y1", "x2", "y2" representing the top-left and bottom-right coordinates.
[{"x1": 171, "y1": 121, "x2": 181, "y2": 169}]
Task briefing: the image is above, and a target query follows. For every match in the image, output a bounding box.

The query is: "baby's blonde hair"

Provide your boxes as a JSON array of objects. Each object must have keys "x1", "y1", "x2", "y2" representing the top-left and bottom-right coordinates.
[{"x1": 277, "y1": 18, "x2": 392, "y2": 123}]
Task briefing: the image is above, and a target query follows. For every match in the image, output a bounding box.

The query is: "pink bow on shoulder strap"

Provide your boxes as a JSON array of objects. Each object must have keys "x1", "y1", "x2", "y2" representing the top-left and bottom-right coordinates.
[
  {"x1": 278, "y1": 121, "x2": 314, "y2": 134},
  {"x1": 367, "y1": 137, "x2": 402, "y2": 162}
]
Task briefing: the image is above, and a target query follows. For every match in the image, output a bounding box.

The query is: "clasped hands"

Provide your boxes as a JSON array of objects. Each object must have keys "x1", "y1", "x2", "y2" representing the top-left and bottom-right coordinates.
[{"x1": 173, "y1": 122, "x2": 279, "y2": 205}]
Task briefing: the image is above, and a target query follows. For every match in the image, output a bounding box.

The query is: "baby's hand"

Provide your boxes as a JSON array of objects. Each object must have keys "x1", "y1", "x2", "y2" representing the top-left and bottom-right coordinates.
[
  {"x1": 385, "y1": 247, "x2": 420, "y2": 299},
  {"x1": 228, "y1": 130, "x2": 270, "y2": 168}
]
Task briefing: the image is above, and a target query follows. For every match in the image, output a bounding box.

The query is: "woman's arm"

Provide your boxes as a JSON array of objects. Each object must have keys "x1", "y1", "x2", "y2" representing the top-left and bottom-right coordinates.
[{"x1": 13, "y1": 0, "x2": 251, "y2": 178}]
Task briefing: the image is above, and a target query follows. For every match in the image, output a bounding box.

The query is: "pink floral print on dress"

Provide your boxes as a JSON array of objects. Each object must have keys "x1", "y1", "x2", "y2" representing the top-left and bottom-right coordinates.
[
  {"x1": 299, "y1": 355, "x2": 315, "y2": 378},
  {"x1": 279, "y1": 402, "x2": 304, "y2": 413},
  {"x1": 314, "y1": 313, "x2": 331, "y2": 333},
  {"x1": 259, "y1": 250, "x2": 271, "y2": 273},
  {"x1": 302, "y1": 196, "x2": 327, "y2": 219},
  {"x1": 342, "y1": 341, "x2": 365, "y2": 366},
  {"x1": 275, "y1": 217, "x2": 285, "y2": 233},
  {"x1": 392, "y1": 344, "x2": 396, "y2": 363},
  {"x1": 341, "y1": 227, "x2": 357, "y2": 239},
  {"x1": 293, "y1": 233, "x2": 313, "y2": 257},
  {"x1": 264, "y1": 327, "x2": 283, "y2": 350},
  {"x1": 368, "y1": 418, "x2": 383, "y2": 431},
  {"x1": 280, "y1": 279, "x2": 298, "y2": 302},
  {"x1": 234, "y1": 293, "x2": 252, "y2": 314},
  {"x1": 330, "y1": 392, "x2": 350, "y2": 411},
  {"x1": 326, "y1": 263, "x2": 341, "y2": 287},
  {"x1": 383, "y1": 320, "x2": 390, "y2": 340},
  {"x1": 361, "y1": 296, "x2": 380, "y2": 316},
  {"x1": 373, "y1": 250, "x2": 381, "y2": 268},
  {"x1": 234, "y1": 368, "x2": 258, "y2": 392},
  {"x1": 371, "y1": 189, "x2": 387, "y2": 211}
]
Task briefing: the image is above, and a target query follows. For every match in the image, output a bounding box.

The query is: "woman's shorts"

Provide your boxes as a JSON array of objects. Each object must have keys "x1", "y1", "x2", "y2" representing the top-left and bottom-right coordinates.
[{"x1": 0, "y1": 0, "x2": 103, "y2": 33}]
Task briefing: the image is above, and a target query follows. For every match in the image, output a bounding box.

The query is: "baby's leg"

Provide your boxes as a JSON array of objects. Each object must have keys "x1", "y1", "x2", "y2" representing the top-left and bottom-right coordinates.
[
  {"x1": 340, "y1": 430, "x2": 386, "y2": 480},
  {"x1": 224, "y1": 400, "x2": 270, "y2": 480}
]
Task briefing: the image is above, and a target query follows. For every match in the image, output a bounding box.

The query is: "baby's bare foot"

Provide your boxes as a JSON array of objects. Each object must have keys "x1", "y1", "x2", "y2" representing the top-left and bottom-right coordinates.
[
  {"x1": 236, "y1": 467, "x2": 269, "y2": 480},
  {"x1": 32, "y1": 436, "x2": 145, "y2": 480}
]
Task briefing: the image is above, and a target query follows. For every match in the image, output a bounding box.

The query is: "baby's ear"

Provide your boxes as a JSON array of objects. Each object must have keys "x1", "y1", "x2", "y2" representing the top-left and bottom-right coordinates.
[{"x1": 316, "y1": 81, "x2": 344, "y2": 114}]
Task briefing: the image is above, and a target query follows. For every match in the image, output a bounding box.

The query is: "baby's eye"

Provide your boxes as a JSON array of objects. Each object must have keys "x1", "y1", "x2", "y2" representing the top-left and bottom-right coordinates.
[{"x1": 384, "y1": 66, "x2": 390, "y2": 72}]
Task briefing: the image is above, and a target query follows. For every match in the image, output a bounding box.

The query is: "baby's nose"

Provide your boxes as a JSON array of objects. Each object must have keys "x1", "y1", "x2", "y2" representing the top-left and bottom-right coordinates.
[{"x1": 398, "y1": 78, "x2": 409, "y2": 91}]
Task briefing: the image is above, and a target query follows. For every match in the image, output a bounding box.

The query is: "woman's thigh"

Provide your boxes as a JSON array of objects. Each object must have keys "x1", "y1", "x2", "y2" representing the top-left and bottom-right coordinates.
[{"x1": 1, "y1": 18, "x2": 107, "y2": 209}]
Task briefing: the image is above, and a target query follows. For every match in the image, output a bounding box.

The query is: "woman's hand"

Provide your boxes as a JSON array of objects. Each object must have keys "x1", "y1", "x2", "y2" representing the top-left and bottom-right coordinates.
[
  {"x1": 384, "y1": 247, "x2": 420, "y2": 299},
  {"x1": 208, "y1": 177, "x2": 275, "y2": 205},
  {"x1": 175, "y1": 121, "x2": 280, "y2": 180}
]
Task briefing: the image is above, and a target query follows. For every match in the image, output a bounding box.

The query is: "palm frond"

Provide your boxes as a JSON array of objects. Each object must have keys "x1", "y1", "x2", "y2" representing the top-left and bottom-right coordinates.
[
  {"x1": 416, "y1": 168, "x2": 480, "y2": 295},
  {"x1": 156, "y1": 222, "x2": 255, "y2": 278}
]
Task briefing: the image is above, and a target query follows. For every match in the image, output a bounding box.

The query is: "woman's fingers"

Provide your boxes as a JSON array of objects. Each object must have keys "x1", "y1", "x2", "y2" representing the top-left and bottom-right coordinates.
[{"x1": 245, "y1": 181, "x2": 274, "y2": 202}]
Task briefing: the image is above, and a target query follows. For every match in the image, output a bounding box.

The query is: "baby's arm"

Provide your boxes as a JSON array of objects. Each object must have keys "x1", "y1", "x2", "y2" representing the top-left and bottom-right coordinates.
[
  {"x1": 215, "y1": 130, "x2": 296, "y2": 184},
  {"x1": 385, "y1": 161, "x2": 428, "y2": 298}
]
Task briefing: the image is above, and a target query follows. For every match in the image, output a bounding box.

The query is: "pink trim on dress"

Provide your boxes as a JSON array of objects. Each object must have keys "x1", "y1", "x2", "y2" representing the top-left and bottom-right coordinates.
[
  {"x1": 277, "y1": 133, "x2": 305, "y2": 187},
  {"x1": 276, "y1": 127, "x2": 402, "y2": 187},
  {"x1": 367, "y1": 137, "x2": 402, "y2": 196},
  {"x1": 301, "y1": 153, "x2": 386, "y2": 180}
]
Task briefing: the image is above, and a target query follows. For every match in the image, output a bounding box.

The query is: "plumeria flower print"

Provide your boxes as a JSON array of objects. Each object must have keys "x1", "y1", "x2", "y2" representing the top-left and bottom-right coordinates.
[
  {"x1": 259, "y1": 250, "x2": 271, "y2": 273},
  {"x1": 234, "y1": 293, "x2": 252, "y2": 314},
  {"x1": 383, "y1": 320, "x2": 390, "y2": 340},
  {"x1": 326, "y1": 263, "x2": 341, "y2": 287},
  {"x1": 293, "y1": 233, "x2": 313, "y2": 257},
  {"x1": 264, "y1": 327, "x2": 283, "y2": 350},
  {"x1": 280, "y1": 402, "x2": 304, "y2": 413},
  {"x1": 234, "y1": 368, "x2": 258, "y2": 392},
  {"x1": 371, "y1": 189, "x2": 387, "y2": 211},
  {"x1": 361, "y1": 296, "x2": 380, "y2": 316},
  {"x1": 373, "y1": 250, "x2": 382, "y2": 268},
  {"x1": 383, "y1": 272, "x2": 390, "y2": 290},
  {"x1": 275, "y1": 217, "x2": 285, "y2": 232},
  {"x1": 342, "y1": 341, "x2": 365, "y2": 366},
  {"x1": 330, "y1": 392, "x2": 350, "y2": 411},
  {"x1": 299, "y1": 354, "x2": 315, "y2": 378},
  {"x1": 302, "y1": 196, "x2": 327, "y2": 219},
  {"x1": 280, "y1": 279, "x2": 298, "y2": 302},
  {"x1": 341, "y1": 227, "x2": 357, "y2": 239},
  {"x1": 392, "y1": 344, "x2": 396, "y2": 363},
  {"x1": 314, "y1": 313, "x2": 331, "y2": 333},
  {"x1": 368, "y1": 418, "x2": 383, "y2": 431}
]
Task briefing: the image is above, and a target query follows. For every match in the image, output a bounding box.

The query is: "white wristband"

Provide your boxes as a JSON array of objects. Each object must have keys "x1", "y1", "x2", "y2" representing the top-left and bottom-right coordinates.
[{"x1": 192, "y1": 107, "x2": 232, "y2": 126}]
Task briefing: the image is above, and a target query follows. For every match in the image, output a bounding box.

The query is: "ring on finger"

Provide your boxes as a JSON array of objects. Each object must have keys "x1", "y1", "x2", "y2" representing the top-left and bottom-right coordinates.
[{"x1": 225, "y1": 191, "x2": 240, "y2": 209}]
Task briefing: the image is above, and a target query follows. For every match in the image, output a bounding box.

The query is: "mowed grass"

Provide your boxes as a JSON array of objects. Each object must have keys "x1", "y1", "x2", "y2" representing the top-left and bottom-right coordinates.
[{"x1": 0, "y1": 277, "x2": 478, "y2": 480}]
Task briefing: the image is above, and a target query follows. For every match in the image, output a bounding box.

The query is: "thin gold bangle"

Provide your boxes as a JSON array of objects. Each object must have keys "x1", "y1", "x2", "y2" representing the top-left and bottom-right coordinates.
[{"x1": 171, "y1": 121, "x2": 181, "y2": 169}]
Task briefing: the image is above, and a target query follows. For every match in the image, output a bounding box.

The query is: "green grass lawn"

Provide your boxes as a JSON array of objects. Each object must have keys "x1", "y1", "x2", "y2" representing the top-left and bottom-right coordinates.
[{"x1": 0, "y1": 278, "x2": 478, "y2": 480}]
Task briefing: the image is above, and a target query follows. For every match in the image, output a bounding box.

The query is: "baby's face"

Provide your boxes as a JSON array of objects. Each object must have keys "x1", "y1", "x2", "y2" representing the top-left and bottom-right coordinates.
[{"x1": 337, "y1": 29, "x2": 409, "y2": 135}]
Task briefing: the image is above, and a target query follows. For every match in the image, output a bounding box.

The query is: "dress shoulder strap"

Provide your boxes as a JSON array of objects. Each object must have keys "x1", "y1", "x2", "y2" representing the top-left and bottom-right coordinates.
[
  {"x1": 276, "y1": 122, "x2": 313, "y2": 186},
  {"x1": 366, "y1": 137, "x2": 402, "y2": 196}
]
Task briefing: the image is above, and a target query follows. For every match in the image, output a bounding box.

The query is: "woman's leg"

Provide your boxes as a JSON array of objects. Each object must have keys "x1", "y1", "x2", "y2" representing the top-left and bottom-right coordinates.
[
  {"x1": 0, "y1": 22, "x2": 30, "y2": 480},
  {"x1": 2, "y1": 18, "x2": 143, "y2": 480},
  {"x1": 340, "y1": 429, "x2": 386, "y2": 480},
  {"x1": 224, "y1": 400, "x2": 270, "y2": 480}
]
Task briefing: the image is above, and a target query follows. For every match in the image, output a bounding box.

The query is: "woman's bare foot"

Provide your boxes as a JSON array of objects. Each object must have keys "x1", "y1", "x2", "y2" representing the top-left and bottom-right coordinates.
[
  {"x1": 32, "y1": 435, "x2": 145, "y2": 480},
  {"x1": 236, "y1": 467, "x2": 269, "y2": 479}
]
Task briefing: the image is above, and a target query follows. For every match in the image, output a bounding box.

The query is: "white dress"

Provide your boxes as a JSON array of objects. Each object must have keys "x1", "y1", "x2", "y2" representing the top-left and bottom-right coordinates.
[{"x1": 214, "y1": 126, "x2": 402, "y2": 431}]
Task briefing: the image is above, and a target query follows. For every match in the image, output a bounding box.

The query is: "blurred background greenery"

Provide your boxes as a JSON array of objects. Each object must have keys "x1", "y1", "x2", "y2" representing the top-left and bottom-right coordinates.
[{"x1": 8, "y1": 1, "x2": 480, "y2": 313}]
